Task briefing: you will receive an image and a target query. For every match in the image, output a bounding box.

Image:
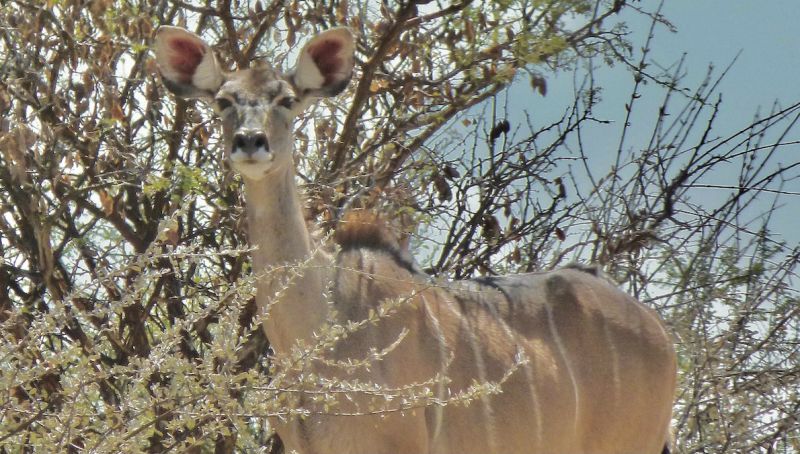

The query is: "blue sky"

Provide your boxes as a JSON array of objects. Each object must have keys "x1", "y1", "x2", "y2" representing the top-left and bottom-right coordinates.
[
  {"x1": 619, "y1": 1, "x2": 799, "y2": 245},
  {"x1": 506, "y1": 1, "x2": 800, "y2": 247},
  {"x1": 620, "y1": 1, "x2": 799, "y2": 129}
]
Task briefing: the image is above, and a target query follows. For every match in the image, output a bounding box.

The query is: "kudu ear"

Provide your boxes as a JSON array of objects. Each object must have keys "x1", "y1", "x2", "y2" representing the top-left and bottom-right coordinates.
[
  {"x1": 153, "y1": 26, "x2": 224, "y2": 98},
  {"x1": 290, "y1": 27, "x2": 355, "y2": 98}
]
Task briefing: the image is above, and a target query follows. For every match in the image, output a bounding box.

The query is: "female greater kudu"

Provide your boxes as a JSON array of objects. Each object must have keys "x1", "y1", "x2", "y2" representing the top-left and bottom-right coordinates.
[{"x1": 153, "y1": 25, "x2": 676, "y2": 454}]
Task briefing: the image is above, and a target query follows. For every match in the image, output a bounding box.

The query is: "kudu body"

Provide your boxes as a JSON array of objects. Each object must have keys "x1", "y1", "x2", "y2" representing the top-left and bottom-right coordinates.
[{"x1": 154, "y1": 25, "x2": 677, "y2": 454}]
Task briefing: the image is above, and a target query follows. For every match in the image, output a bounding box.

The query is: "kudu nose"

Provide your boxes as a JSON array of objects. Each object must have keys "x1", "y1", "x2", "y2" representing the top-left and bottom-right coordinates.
[{"x1": 233, "y1": 130, "x2": 269, "y2": 155}]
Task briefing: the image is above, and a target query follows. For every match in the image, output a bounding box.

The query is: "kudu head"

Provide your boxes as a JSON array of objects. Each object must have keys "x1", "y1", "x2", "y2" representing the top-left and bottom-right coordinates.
[{"x1": 153, "y1": 26, "x2": 355, "y2": 181}]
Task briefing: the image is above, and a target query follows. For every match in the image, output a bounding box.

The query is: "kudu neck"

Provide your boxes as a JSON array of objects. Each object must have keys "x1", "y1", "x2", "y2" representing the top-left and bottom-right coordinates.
[{"x1": 241, "y1": 166, "x2": 329, "y2": 355}]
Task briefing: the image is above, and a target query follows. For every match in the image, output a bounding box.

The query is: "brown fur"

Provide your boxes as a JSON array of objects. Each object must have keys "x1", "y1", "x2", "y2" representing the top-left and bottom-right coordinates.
[
  {"x1": 334, "y1": 210, "x2": 402, "y2": 252},
  {"x1": 155, "y1": 25, "x2": 676, "y2": 454}
]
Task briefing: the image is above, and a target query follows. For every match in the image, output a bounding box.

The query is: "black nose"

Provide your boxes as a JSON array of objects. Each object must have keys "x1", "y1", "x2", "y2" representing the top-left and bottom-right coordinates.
[{"x1": 232, "y1": 130, "x2": 269, "y2": 155}]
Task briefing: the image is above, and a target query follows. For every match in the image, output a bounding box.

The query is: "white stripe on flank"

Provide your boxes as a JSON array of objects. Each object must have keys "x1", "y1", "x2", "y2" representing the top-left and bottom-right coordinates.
[
  {"x1": 447, "y1": 294, "x2": 499, "y2": 453},
  {"x1": 479, "y1": 289, "x2": 543, "y2": 449},
  {"x1": 422, "y1": 293, "x2": 448, "y2": 448},
  {"x1": 520, "y1": 346, "x2": 544, "y2": 448},
  {"x1": 602, "y1": 318, "x2": 622, "y2": 404},
  {"x1": 544, "y1": 302, "x2": 580, "y2": 438},
  {"x1": 585, "y1": 284, "x2": 622, "y2": 404},
  {"x1": 464, "y1": 319, "x2": 499, "y2": 453}
]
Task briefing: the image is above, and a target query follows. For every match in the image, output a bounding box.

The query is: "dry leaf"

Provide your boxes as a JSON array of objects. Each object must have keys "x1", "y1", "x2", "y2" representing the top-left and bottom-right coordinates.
[
  {"x1": 369, "y1": 79, "x2": 388, "y2": 93},
  {"x1": 530, "y1": 75, "x2": 547, "y2": 96},
  {"x1": 490, "y1": 120, "x2": 510, "y2": 141},
  {"x1": 98, "y1": 189, "x2": 114, "y2": 216},
  {"x1": 110, "y1": 98, "x2": 125, "y2": 122}
]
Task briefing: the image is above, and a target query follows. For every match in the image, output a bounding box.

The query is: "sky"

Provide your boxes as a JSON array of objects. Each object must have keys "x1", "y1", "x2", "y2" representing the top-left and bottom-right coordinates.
[
  {"x1": 648, "y1": 1, "x2": 799, "y2": 116},
  {"x1": 622, "y1": 1, "x2": 799, "y2": 246},
  {"x1": 613, "y1": 1, "x2": 799, "y2": 138},
  {"x1": 505, "y1": 1, "x2": 800, "y2": 248}
]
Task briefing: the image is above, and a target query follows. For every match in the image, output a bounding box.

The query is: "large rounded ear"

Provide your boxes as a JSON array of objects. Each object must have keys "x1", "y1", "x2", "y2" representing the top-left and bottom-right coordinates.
[
  {"x1": 290, "y1": 27, "x2": 355, "y2": 98},
  {"x1": 153, "y1": 26, "x2": 224, "y2": 98}
]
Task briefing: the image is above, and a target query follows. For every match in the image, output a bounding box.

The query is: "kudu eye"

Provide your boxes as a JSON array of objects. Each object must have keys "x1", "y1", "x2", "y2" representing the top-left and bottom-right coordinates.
[
  {"x1": 277, "y1": 96, "x2": 299, "y2": 110},
  {"x1": 215, "y1": 97, "x2": 233, "y2": 111}
]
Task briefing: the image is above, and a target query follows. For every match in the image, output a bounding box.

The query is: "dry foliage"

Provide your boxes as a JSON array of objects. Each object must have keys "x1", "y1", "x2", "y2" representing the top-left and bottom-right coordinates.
[{"x1": 0, "y1": 0, "x2": 798, "y2": 452}]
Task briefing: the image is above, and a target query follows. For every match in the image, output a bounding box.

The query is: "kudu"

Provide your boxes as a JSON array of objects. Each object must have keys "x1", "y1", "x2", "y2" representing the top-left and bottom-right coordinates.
[{"x1": 154, "y1": 25, "x2": 677, "y2": 454}]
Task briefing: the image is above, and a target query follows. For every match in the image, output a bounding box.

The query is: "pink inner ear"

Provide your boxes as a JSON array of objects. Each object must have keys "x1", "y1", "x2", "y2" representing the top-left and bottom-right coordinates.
[
  {"x1": 308, "y1": 39, "x2": 344, "y2": 85},
  {"x1": 168, "y1": 37, "x2": 205, "y2": 83}
]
